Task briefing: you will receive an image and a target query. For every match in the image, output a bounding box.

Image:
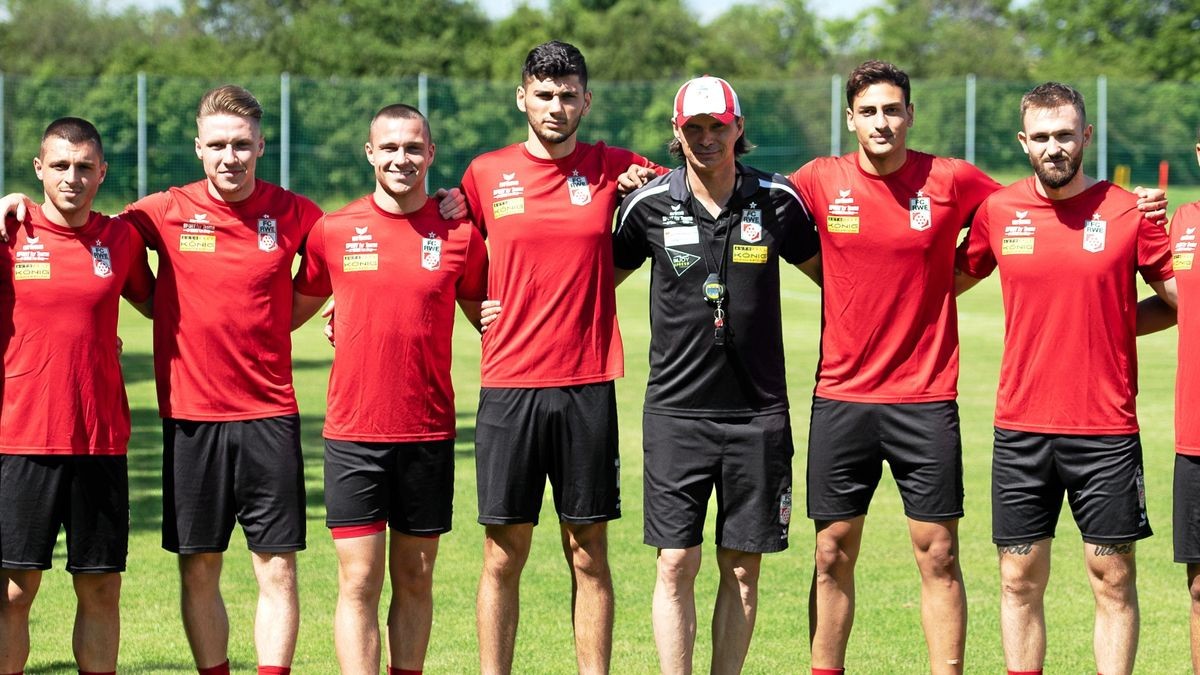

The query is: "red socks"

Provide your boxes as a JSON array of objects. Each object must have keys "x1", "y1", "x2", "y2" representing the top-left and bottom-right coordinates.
[
  {"x1": 80, "y1": 671, "x2": 117, "y2": 675},
  {"x1": 258, "y1": 668, "x2": 291, "y2": 675},
  {"x1": 812, "y1": 669, "x2": 845, "y2": 675},
  {"x1": 1007, "y1": 670, "x2": 1043, "y2": 675},
  {"x1": 198, "y1": 662, "x2": 230, "y2": 675},
  {"x1": 388, "y1": 669, "x2": 422, "y2": 675}
]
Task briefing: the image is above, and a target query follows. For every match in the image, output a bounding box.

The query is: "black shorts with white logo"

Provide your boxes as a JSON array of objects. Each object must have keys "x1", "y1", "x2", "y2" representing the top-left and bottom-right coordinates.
[
  {"x1": 806, "y1": 397, "x2": 964, "y2": 522},
  {"x1": 324, "y1": 438, "x2": 454, "y2": 536},
  {"x1": 991, "y1": 428, "x2": 1151, "y2": 546},
  {"x1": 162, "y1": 415, "x2": 306, "y2": 554},
  {"x1": 1174, "y1": 454, "x2": 1200, "y2": 563},
  {"x1": 0, "y1": 455, "x2": 129, "y2": 573},
  {"x1": 475, "y1": 383, "x2": 620, "y2": 525},
  {"x1": 643, "y1": 411, "x2": 793, "y2": 553}
]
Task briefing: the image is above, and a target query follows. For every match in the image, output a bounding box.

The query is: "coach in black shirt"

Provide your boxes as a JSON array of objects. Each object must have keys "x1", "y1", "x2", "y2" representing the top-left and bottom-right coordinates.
[{"x1": 612, "y1": 76, "x2": 821, "y2": 674}]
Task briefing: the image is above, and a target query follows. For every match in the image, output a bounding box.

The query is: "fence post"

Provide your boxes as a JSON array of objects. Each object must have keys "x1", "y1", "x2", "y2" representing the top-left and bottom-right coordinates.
[
  {"x1": 965, "y1": 74, "x2": 976, "y2": 165},
  {"x1": 281, "y1": 72, "x2": 291, "y2": 191},
  {"x1": 1097, "y1": 75, "x2": 1107, "y2": 181},
  {"x1": 137, "y1": 72, "x2": 147, "y2": 199},
  {"x1": 419, "y1": 72, "x2": 429, "y2": 193},
  {"x1": 0, "y1": 72, "x2": 6, "y2": 195},
  {"x1": 830, "y1": 75, "x2": 841, "y2": 157}
]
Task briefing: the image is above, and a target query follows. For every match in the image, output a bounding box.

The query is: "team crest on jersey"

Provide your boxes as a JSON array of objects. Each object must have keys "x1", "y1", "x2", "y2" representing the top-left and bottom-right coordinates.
[
  {"x1": 779, "y1": 487, "x2": 792, "y2": 528},
  {"x1": 1083, "y1": 213, "x2": 1106, "y2": 253},
  {"x1": 909, "y1": 192, "x2": 932, "y2": 231},
  {"x1": 740, "y1": 204, "x2": 763, "y2": 243},
  {"x1": 567, "y1": 171, "x2": 591, "y2": 206},
  {"x1": 421, "y1": 233, "x2": 442, "y2": 271},
  {"x1": 257, "y1": 217, "x2": 278, "y2": 252},
  {"x1": 666, "y1": 247, "x2": 701, "y2": 276},
  {"x1": 91, "y1": 242, "x2": 113, "y2": 278}
]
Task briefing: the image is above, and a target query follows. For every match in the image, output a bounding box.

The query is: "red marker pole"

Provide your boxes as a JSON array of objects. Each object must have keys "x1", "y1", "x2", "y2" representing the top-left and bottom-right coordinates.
[{"x1": 1160, "y1": 160, "x2": 1170, "y2": 192}]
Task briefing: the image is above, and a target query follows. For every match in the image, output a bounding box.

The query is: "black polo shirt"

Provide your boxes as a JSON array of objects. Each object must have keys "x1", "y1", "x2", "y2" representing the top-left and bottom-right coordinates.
[{"x1": 613, "y1": 162, "x2": 818, "y2": 417}]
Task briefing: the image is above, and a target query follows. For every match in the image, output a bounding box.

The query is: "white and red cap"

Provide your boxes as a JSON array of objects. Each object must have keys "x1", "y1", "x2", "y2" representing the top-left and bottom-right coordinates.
[{"x1": 673, "y1": 76, "x2": 741, "y2": 127}]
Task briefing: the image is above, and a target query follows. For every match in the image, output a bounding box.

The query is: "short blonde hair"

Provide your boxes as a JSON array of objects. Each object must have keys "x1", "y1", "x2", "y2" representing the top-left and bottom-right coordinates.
[{"x1": 197, "y1": 85, "x2": 263, "y2": 122}]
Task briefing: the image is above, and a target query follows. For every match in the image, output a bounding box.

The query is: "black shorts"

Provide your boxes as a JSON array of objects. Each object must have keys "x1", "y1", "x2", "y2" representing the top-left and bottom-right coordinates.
[
  {"x1": 162, "y1": 415, "x2": 306, "y2": 554},
  {"x1": 0, "y1": 455, "x2": 128, "y2": 573},
  {"x1": 475, "y1": 383, "x2": 620, "y2": 525},
  {"x1": 643, "y1": 412, "x2": 793, "y2": 553},
  {"x1": 992, "y1": 428, "x2": 1151, "y2": 545},
  {"x1": 324, "y1": 438, "x2": 454, "y2": 536},
  {"x1": 1174, "y1": 454, "x2": 1200, "y2": 563},
  {"x1": 806, "y1": 397, "x2": 963, "y2": 522}
]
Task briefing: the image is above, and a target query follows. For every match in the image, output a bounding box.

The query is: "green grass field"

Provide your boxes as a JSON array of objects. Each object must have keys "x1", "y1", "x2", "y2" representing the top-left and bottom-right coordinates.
[{"x1": 18, "y1": 185, "x2": 1200, "y2": 673}]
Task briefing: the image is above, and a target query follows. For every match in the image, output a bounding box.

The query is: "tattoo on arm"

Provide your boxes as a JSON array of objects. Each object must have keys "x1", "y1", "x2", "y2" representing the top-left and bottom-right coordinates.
[
  {"x1": 1093, "y1": 543, "x2": 1135, "y2": 557},
  {"x1": 997, "y1": 543, "x2": 1033, "y2": 556}
]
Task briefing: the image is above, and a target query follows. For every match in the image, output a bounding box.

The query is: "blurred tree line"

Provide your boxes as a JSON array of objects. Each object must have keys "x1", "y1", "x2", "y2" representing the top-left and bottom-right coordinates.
[{"x1": 3, "y1": 0, "x2": 1200, "y2": 205}]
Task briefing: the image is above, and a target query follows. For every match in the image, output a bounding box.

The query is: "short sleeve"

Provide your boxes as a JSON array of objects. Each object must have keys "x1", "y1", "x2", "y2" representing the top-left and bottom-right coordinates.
[
  {"x1": 1137, "y1": 213, "x2": 1174, "y2": 283},
  {"x1": 293, "y1": 216, "x2": 333, "y2": 297},
  {"x1": 122, "y1": 192, "x2": 170, "y2": 251},
  {"x1": 121, "y1": 224, "x2": 155, "y2": 304},
  {"x1": 956, "y1": 204, "x2": 997, "y2": 279},
  {"x1": 952, "y1": 161, "x2": 1002, "y2": 229},
  {"x1": 295, "y1": 194, "x2": 325, "y2": 255},
  {"x1": 773, "y1": 174, "x2": 819, "y2": 265},
  {"x1": 612, "y1": 190, "x2": 652, "y2": 271},
  {"x1": 460, "y1": 162, "x2": 487, "y2": 239},
  {"x1": 456, "y1": 222, "x2": 489, "y2": 301}
]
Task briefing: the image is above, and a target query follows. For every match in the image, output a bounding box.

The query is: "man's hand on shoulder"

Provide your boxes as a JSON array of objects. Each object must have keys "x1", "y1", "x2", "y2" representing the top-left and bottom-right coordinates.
[
  {"x1": 0, "y1": 193, "x2": 33, "y2": 241},
  {"x1": 1132, "y1": 185, "x2": 1168, "y2": 225},
  {"x1": 435, "y1": 187, "x2": 470, "y2": 220},
  {"x1": 617, "y1": 165, "x2": 657, "y2": 197}
]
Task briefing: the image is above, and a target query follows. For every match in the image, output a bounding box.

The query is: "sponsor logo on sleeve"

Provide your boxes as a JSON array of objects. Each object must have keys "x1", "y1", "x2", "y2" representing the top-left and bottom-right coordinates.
[
  {"x1": 732, "y1": 244, "x2": 768, "y2": 264},
  {"x1": 1083, "y1": 213, "x2": 1106, "y2": 253},
  {"x1": 567, "y1": 171, "x2": 592, "y2": 206},
  {"x1": 741, "y1": 203, "x2": 763, "y2": 242},
  {"x1": 909, "y1": 191, "x2": 932, "y2": 231}
]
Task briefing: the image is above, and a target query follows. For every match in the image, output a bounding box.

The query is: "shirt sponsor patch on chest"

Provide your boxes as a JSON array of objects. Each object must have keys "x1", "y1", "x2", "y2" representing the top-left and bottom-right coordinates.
[
  {"x1": 343, "y1": 254, "x2": 379, "y2": 272},
  {"x1": 663, "y1": 226, "x2": 700, "y2": 247},
  {"x1": 827, "y1": 215, "x2": 859, "y2": 234},
  {"x1": 567, "y1": 172, "x2": 591, "y2": 206},
  {"x1": 180, "y1": 233, "x2": 216, "y2": 253},
  {"x1": 732, "y1": 244, "x2": 768, "y2": 264},
  {"x1": 666, "y1": 247, "x2": 701, "y2": 276},
  {"x1": 14, "y1": 262, "x2": 51, "y2": 280},
  {"x1": 1175, "y1": 252, "x2": 1195, "y2": 271},
  {"x1": 1001, "y1": 237, "x2": 1035, "y2": 255},
  {"x1": 493, "y1": 197, "x2": 525, "y2": 219}
]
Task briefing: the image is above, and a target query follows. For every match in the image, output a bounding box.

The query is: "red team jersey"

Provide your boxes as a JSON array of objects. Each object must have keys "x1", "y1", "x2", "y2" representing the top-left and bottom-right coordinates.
[
  {"x1": 124, "y1": 179, "x2": 322, "y2": 421},
  {"x1": 958, "y1": 178, "x2": 1173, "y2": 434},
  {"x1": 1171, "y1": 203, "x2": 1200, "y2": 455},
  {"x1": 460, "y1": 141, "x2": 655, "y2": 388},
  {"x1": 294, "y1": 196, "x2": 487, "y2": 442},
  {"x1": 0, "y1": 206, "x2": 154, "y2": 454},
  {"x1": 790, "y1": 152, "x2": 999, "y2": 402}
]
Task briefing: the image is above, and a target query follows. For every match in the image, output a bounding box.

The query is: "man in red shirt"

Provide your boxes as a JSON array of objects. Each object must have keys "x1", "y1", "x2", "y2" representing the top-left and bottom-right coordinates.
[
  {"x1": 0, "y1": 118, "x2": 153, "y2": 675},
  {"x1": 957, "y1": 82, "x2": 1177, "y2": 675},
  {"x1": 292, "y1": 104, "x2": 486, "y2": 675},
  {"x1": 459, "y1": 41, "x2": 659, "y2": 674}
]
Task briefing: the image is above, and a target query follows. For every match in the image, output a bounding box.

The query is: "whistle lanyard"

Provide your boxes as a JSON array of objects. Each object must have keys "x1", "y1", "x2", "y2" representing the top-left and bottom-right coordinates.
[{"x1": 686, "y1": 174, "x2": 738, "y2": 346}]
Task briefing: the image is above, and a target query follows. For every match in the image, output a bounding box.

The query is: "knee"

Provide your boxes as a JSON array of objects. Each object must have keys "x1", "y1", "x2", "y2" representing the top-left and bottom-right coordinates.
[
  {"x1": 1188, "y1": 569, "x2": 1200, "y2": 607},
  {"x1": 915, "y1": 537, "x2": 960, "y2": 582},
  {"x1": 1000, "y1": 568, "x2": 1044, "y2": 603},
  {"x1": 566, "y1": 537, "x2": 610, "y2": 581},
  {"x1": 75, "y1": 573, "x2": 122, "y2": 612},
  {"x1": 178, "y1": 553, "x2": 222, "y2": 591},
  {"x1": 718, "y1": 551, "x2": 761, "y2": 592},
  {"x1": 657, "y1": 549, "x2": 701, "y2": 587},
  {"x1": 390, "y1": 556, "x2": 433, "y2": 599},
  {"x1": 339, "y1": 558, "x2": 385, "y2": 603},
  {"x1": 813, "y1": 535, "x2": 856, "y2": 580},
  {"x1": 1090, "y1": 563, "x2": 1136, "y2": 605},
  {"x1": 482, "y1": 530, "x2": 531, "y2": 582},
  {"x1": 1, "y1": 575, "x2": 39, "y2": 614},
  {"x1": 256, "y1": 554, "x2": 299, "y2": 597}
]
